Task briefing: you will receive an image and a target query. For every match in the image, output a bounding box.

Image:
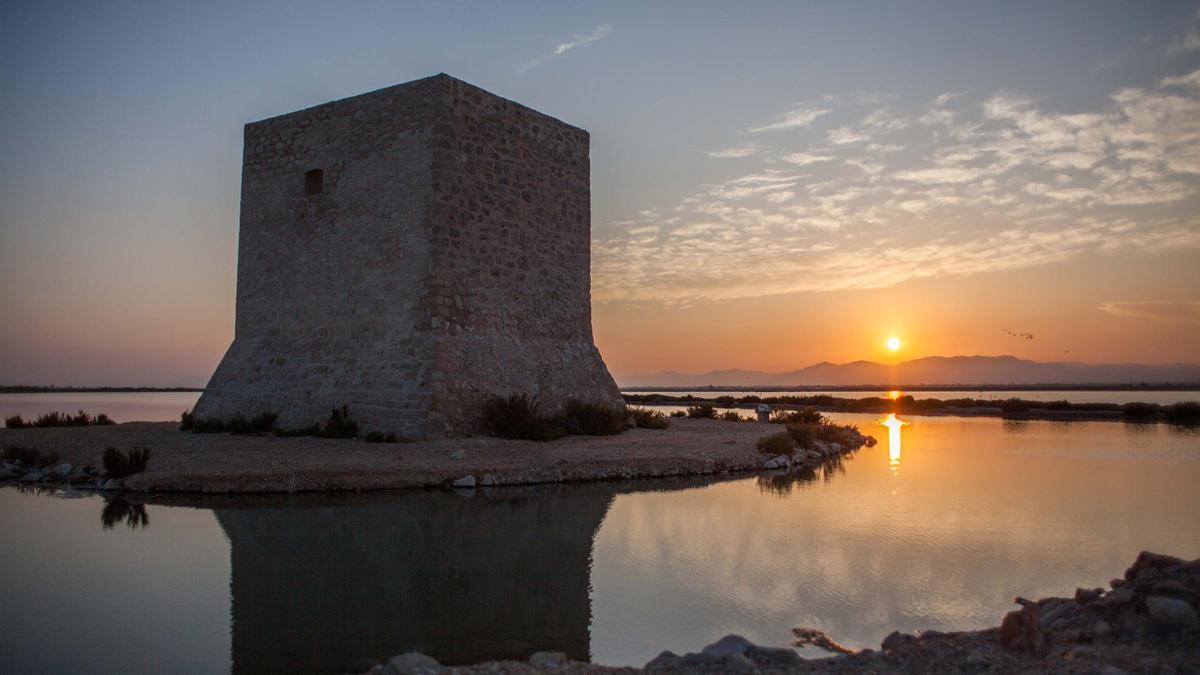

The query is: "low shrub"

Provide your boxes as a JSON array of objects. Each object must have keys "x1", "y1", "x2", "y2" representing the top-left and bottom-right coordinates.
[
  {"x1": 627, "y1": 407, "x2": 670, "y2": 429},
  {"x1": 563, "y1": 399, "x2": 628, "y2": 435},
  {"x1": 189, "y1": 416, "x2": 233, "y2": 433},
  {"x1": 228, "y1": 412, "x2": 279, "y2": 435},
  {"x1": 786, "y1": 419, "x2": 848, "y2": 450},
  {"x1": 1163, "y1": 401, "x2": 1200, "y2": 425},
  {"x1": 999, "y1": 398, "x2": 1030, "y2": 413},
  {"x1": 686, "y1": 405, "x2": 717, "y2": 419},
  {"x1": 1122, "y1": 402, "x2": 1160, "y2": 420},
  {"x1": 669, "y1": 410, "x2": 687, "y2": 418},
  {"x1": 756, "y1": 431, "x2": 796, "y2": 457},
  {"x1": 364, "y1": 431, "x2": 399, "y2": 443},
  {"x1": 6, "y1": 410, "x2": 116, "y2": 428},
  {"x1": 718, "y1": 410, "x2": 744, "y2": 422},
  {"x1": 714, "y1": 395, "x2": 737, "y2": 408},
  {"x1": 274, "y1": 424, "x2": 321, "y2": 437},
  {"x1": 102, "y1": 446, "x2": 151, "y2": 479},
  {"x1": 188, "y1": 411, "x2": 279, "y2": 435},
  {"x1": 316, "y1": 406, "x2": 358, "y2": 439},
  {"x1": 770, "y1": 409, "x2": 825, "y2": 425},
  {"x1": 3, "y1": 446, "x2": 58, "y2": 467},
  {"x1": 483, "y1": 394, "x2": 565, "y2": 441}
]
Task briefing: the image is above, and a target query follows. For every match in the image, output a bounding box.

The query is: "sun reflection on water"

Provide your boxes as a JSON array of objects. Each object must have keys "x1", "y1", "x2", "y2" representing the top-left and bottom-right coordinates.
[{"x1": 879, "y1": 413, "x2": 909, "y2": 473}]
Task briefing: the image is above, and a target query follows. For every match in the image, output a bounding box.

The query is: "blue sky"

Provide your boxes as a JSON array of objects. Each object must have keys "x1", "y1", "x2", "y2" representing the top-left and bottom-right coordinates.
[{"x1": 2, "y1": 1, "x2": 1199, "y2": 383}]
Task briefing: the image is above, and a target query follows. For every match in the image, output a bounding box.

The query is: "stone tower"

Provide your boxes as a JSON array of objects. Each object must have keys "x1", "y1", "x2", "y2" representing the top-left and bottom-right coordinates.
[{"x1": 193, "y1": 74, "x2": 622, "y2": 439}]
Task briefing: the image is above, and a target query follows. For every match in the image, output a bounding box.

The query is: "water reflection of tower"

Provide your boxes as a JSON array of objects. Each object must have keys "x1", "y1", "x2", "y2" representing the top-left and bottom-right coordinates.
[
  {"x1": 879, "y1": 413, "x2": 908, "y2": 474},
  {"x1": 213, "y1": 488, "x2": 613, "y2": 674}
]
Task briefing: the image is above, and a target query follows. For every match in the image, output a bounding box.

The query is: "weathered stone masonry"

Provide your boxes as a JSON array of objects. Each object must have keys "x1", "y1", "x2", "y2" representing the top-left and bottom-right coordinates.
[{"x1": 193, "y1": 74, "x2": 623, "y2": 438}]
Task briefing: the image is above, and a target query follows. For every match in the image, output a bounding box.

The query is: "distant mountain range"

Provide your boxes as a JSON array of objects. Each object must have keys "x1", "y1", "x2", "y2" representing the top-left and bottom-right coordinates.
[{"x1": 617, "y1": 356, "x2": 1200, "y2": 388}]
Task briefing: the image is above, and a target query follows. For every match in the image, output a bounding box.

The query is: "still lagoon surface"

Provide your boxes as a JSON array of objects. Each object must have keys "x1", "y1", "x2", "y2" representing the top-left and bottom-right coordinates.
[
  {"x1": 2, "y1": 389, "x2": 1199, "y2": 425},
  {"x1": 1, "y1": 395, "x2": 1199, "y2": 673}
]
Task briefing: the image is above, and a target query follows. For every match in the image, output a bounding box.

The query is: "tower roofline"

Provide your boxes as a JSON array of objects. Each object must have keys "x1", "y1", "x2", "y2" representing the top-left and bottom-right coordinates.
[{"x1": 245, "y1": 73, "x2": 586, "y2": 136}]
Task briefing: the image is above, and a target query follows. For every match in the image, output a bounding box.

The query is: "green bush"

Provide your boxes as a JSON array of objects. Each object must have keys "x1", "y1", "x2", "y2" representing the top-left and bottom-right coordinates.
[
  {"x1": 628, "y1": 407, "x2": 670, "y2": 429},
  {"x1": 686, "y1": 405, "x2": 717, "y2": 419},
  {"x1": 563, "y1": 399, "x2": 628, "y2": 435},
  {"x1": 756, "y1": 431, "x2": 796, "y2": 457},
  {"x1": 483, "y1": 394, "x2": 566, "y2": 441},
  {"x1": 785, "y1": 420, "x2": 847, "y2": 450},
  {"x1": 102, "y1": 446, "x2": 151, "y2": 479},
  {"x1": 770, "y1": 409, "x2": 825, "y2": 425}
]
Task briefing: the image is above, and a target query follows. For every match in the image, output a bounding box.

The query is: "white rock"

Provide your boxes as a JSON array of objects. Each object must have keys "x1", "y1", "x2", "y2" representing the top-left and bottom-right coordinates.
[
  {"x1": 761, "y1": 457, "x2": 781, "y2": 469},
  {"x1": 449, "y1": 450, "x2": 466, "y2": 460},
  {"x1": 450, "y1": 475, "x2": 475, "y2": 488},
  {"x1": 20, "y1": 470, "x2": 44, "y2": 482},
  {"x1": 775, "y1": 454, "x2": 791, "y2": 466},
  {"x1": 49, "y1": 463, "x2": 73, "y2": 478},
  {"x1": 101, "y1": 479, "x2": 123, "y2": 491}
]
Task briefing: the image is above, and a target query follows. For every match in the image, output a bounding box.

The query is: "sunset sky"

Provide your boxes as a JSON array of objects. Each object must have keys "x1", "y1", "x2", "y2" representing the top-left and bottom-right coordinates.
[{"x1": 2, "y1": 1, "x2": 1199, "y2": 385}]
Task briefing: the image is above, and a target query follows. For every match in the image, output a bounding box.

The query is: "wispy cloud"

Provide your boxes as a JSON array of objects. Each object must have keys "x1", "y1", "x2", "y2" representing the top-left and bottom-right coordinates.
[
  {"x1": 594, "y1": 68, "x2": 1200, "y2": 307},
  {"x1": 1099, "y1": 300, "x2": 1200, "y2": 325},
  {"x1": 707, "y1": 144, "x2": 762, "y2": 159},
  {"x1": 780, "y1": 151, "x2": 834, "y2": 166},
  {"x1": 1166, "y1": 9, "x2": 1200, "y2": 56},
  {"x1": 519, "y1": 24, "x2": 613, "y2": 72},
  {"x1": 746, "y1": 105, "x2": 830, "y2": 133}
]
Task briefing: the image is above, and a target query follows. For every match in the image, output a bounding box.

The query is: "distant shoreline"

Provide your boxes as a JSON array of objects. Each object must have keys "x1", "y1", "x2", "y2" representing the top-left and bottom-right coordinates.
[
  {"x1": 624, "y1": 393, "x2": 1200, "y2": 425},
  {"x1": 0, "y1": 386, "x2": 204, "y2": 394},
  {"x1": 620, "y1": 383, "x2": 1200, "y2": 392}
]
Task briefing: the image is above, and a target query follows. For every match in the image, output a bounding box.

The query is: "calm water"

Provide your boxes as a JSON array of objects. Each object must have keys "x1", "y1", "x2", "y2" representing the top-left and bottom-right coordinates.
[
  {"x1": 625, "y1": 389, "x2": 1200, "y2": 405},
  {"x1": 2, "y1": 389, "x2": 1197, "y2": 426},
  {"x1": 0, "y1": 392, "x2": 202, "y2": 423},
  {"x1": 2, "y1": 414, "x2": 1198, "y2": 674}
]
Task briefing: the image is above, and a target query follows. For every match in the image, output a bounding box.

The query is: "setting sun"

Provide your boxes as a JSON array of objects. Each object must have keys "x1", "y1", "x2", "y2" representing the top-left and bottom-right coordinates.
[{"x1": 886, "y1": 336, "x2": 901, "y2": 351}]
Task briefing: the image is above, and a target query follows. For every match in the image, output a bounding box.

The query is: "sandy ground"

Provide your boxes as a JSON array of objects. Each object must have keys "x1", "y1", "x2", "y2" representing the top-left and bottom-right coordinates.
[{"x1": 0, "y1": 418, "x2": 771, "y2": 493}]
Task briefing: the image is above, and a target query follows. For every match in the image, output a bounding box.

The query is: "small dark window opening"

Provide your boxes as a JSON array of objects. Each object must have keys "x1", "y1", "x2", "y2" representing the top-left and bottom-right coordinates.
[{"x1": 304, "y1": 169, "x2": 324, "y2": 195}]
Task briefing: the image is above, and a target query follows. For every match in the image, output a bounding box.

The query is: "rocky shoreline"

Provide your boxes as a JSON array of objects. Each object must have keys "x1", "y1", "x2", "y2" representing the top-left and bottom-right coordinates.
[
  {"x1": 363, "y1": 551, "x2": 1200, "y2": 674},
  {"x1": 0, "y1": 418, "x2": 871, "y2": 494}
]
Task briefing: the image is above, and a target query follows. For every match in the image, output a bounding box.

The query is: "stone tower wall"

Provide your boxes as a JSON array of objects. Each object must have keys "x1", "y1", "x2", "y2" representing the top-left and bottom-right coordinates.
[
  {"x1": 423, "y1": 78, "x2": 622, "y2": 433},
  {"x1": 194, "y1": 75, "x2": 622, "y2": 438}
]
